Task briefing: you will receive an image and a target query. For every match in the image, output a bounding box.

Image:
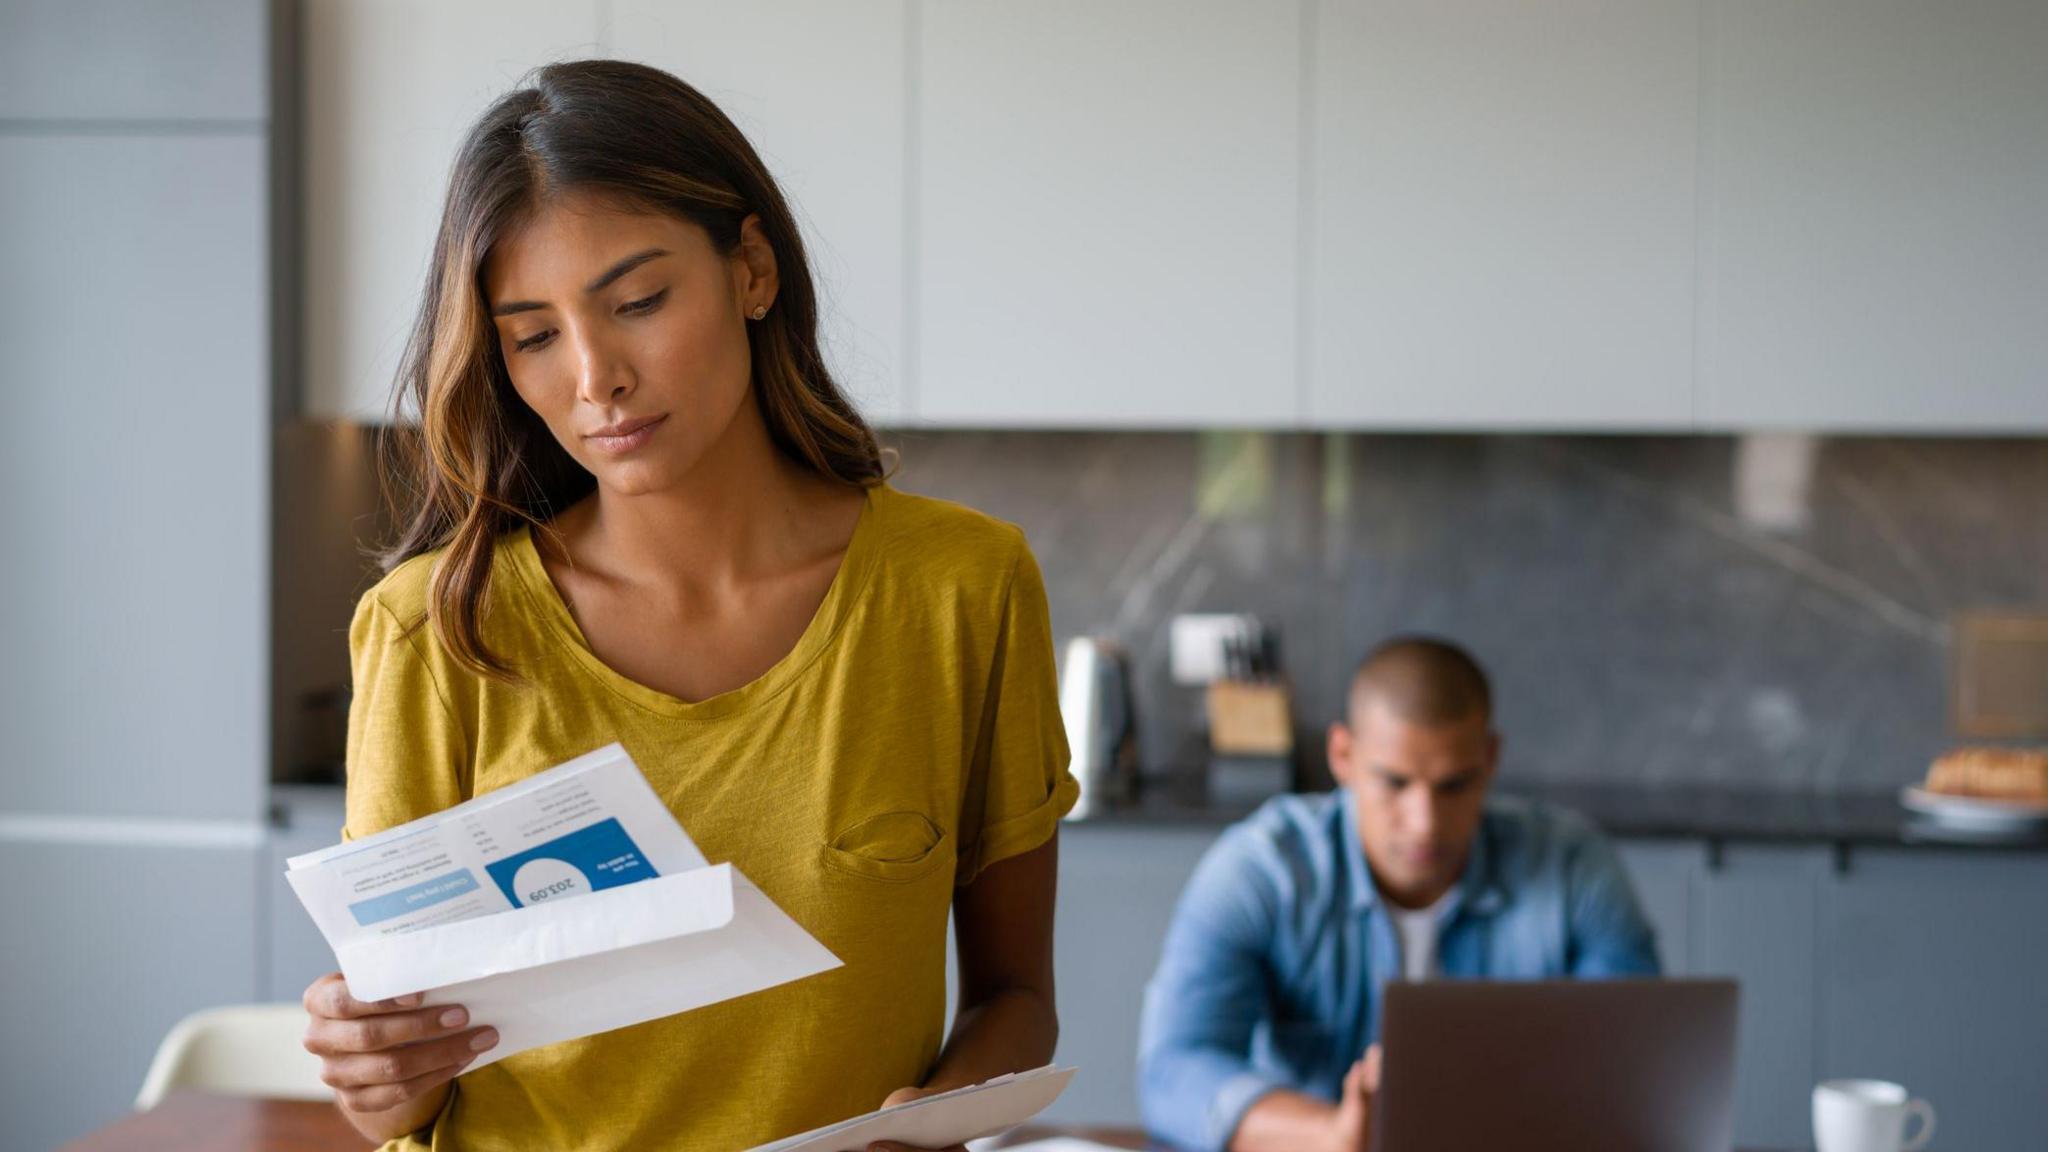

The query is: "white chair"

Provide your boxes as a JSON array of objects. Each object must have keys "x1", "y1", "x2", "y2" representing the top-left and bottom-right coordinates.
[{"x1": 134, "y1": 1003, "x2": 332, "y2": 1110}]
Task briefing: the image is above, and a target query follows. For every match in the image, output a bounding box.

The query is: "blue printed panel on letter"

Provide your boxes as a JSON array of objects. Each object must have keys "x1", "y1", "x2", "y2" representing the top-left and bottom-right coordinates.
[
  {"x1": 482, "y1": 817, "x2": 657, "y2": 908},
  {"x1": 348, "y1": 869, "x2": 482, "y2": 927}
]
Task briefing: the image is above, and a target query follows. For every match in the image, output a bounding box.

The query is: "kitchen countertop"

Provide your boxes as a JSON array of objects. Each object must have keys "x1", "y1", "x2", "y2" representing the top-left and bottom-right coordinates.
[
  {"x1": 273, "y1": 778, "x2": 2048, "y2": 852},
  {"x1": 1063, "y1": 775, "x2": 2048, "y2": 852}
]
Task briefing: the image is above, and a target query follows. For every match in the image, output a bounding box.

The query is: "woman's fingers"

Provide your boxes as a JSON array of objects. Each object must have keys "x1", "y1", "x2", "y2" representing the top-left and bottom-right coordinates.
[
  {"x1": 301, "y1": 967, "x2": 499, "y2": 1107},
  {"x1": 331, "y1": 1051, "x2": 474, "y2": 1114},
  {"x1": 302, "y1": 971, "x2": 425, "y2": 1020},
  {"x1": 317, "y1": 1026, "x2": 498, "y2": 1092},
  {"x1": 304, "y1": 1002, "x2": 477, "y2": 1056}
]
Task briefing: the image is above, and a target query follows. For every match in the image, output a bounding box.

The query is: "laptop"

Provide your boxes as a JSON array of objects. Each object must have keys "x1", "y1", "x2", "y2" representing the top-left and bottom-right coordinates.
[{"x1": 1371, "y1": 979, "x2": 1739, "y2": 1152}]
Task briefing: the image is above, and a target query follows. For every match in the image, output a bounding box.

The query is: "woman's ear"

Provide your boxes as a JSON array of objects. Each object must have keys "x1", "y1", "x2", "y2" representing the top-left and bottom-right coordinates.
[{"x1": 734, "y1": 213, "x2": 779, "y2": 314}]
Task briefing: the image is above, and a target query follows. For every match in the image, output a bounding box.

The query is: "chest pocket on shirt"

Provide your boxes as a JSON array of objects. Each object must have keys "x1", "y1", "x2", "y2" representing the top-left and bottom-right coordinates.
[{"x1": 820, "y1": 810, "x2": 952, "y2": 884}]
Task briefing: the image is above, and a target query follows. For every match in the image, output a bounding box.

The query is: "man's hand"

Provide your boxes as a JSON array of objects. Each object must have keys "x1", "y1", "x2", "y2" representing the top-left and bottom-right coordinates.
[
  {"x1": 1327, "y1": 1045, "x2": 1383, "y2": 1152},
  {"x1": 1226, "y1": 1043, "x2": 1384, "y2": 1152},
  {"x1": 860, "y1": 1086, "x2": 968, "y2": 1152}
]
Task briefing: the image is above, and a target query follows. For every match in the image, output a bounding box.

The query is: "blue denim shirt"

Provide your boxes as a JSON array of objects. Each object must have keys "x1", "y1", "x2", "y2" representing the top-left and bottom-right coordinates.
[{"x1": 1136, "y1": 791, "x2": 1660, "y2": 1152}]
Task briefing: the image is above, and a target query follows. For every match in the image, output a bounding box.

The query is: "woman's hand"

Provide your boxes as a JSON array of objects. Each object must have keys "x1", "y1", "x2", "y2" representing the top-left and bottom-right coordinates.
[
  {"x1": 863, "y1": 1085, "x2": 967, "y2": 1152},
  {"x1": 300, "y1": 972, "x2": 497, "y2": 1130}
]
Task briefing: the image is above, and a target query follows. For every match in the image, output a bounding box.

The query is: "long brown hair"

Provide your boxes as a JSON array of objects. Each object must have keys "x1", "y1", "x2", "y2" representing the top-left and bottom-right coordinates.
[{"x1": 378, "y1": 59, "x2": 885, "y2": 682}]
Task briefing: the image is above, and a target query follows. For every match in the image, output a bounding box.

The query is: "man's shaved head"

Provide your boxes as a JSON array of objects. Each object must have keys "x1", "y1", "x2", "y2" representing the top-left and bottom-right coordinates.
[
  {"x1": 1347, "y1": 636, "x2": 1492, "y2": 728},
  {"x1": 1330, "y1": 635, "x2": 1500, "y2": 908}
]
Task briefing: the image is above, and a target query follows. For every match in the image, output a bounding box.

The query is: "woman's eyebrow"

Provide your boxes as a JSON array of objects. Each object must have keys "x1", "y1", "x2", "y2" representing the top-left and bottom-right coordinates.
[
  {"x1": 585, "y1": 247, "x2": 669, "y2": 292},
  {"x1": 490, "y1": 248, "x2": 671, "y2": 317}
]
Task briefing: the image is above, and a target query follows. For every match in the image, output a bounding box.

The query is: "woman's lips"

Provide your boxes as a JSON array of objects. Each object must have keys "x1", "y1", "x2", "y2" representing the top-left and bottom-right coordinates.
[{"x1": 586, "y1": 414, "x2": 668, "y2": 456}]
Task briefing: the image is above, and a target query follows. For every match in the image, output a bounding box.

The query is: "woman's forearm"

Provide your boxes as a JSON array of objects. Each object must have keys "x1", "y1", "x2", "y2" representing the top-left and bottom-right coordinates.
[{"x1": 921, "y1": 986, "x2": 1059, "y2": 1093}]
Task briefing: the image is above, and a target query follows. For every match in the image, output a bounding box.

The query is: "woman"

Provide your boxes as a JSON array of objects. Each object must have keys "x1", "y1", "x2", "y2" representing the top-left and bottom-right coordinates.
[{"x1": 301, "y1": 59, "x2": 1075, "y2": 1151}]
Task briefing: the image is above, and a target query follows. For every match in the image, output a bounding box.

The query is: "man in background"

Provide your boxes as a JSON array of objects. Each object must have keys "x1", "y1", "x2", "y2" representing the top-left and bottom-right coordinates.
[{"x1": 1137, "y1": 636, "x2": 1659, "y2": 1152}]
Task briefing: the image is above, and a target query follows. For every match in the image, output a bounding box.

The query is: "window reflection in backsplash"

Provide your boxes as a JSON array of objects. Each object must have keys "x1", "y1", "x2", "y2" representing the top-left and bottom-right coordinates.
[
  {"x1": 885, "y1": 432, "x2": 2048, "y2": 793},
  {"x1": 275, "y1": 425, "x2": 2048, "y2": 793}
]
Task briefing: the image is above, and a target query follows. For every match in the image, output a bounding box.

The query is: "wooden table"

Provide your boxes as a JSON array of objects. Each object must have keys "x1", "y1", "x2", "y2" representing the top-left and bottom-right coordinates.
[
  {"x1": 59, "y1": 1092, "x2": 368, "y2": 1151},
  {"x1": 57, "y1": 1095, "x2": 1163, "y2": 1152},
  {"x1": 62, "y1": 1092, "x2": 1791, "y2": 1151}
]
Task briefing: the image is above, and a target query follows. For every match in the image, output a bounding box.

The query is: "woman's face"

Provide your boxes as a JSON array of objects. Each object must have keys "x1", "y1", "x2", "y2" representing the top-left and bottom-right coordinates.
[{"x1": 481, "y1": 191, "x2": 777, "y2": 497}]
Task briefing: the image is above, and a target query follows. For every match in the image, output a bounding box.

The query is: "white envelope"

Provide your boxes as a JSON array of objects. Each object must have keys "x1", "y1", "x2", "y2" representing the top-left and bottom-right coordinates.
[
  {"x1": 352, "y1": 863, "x2": 839, "y2": 1069},
  {"x1": 284, "y1": 744, "x2": 842, "y2": 1068},
  {"x1": 749, "y1": 1066, "x2": 1077, "y2": 1152}
]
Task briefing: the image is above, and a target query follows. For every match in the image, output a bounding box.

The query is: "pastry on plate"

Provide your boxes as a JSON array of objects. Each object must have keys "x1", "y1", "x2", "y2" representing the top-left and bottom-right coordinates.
[{"x1": 1925, "y1": 746, "x2": 2048, "y2": 801}]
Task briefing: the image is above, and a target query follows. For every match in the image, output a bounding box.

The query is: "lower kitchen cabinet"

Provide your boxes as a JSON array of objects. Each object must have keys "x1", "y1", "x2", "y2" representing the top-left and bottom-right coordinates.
[
  {"x1": 1820, "y1": 848, "x2": 2048, "y2": 1150},
  {"x1": 1615, "y1": 840, "x2": 1703, "y2": 976},
  {"x1": 264, "y1": 787, "x2": 349, "y2": 1004},
  {"x1": 1689, "y1": 846, "x2": 1832, "y2": 1149},
  {"x1": 1041, "y1": 825, "x2": 1221, "y2": 1124},
  {"x1": 0, "y1": 839, "x2": 262, "y2": 1152}
]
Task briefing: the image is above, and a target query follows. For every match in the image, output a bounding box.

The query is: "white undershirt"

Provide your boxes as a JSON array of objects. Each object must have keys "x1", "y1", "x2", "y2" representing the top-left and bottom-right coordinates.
[{"x1": 1388, "y1": 894, "x2": 1449, "y2": 982}]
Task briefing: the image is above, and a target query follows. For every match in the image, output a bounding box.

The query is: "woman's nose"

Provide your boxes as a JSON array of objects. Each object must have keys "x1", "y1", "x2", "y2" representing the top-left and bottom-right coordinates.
[{"x1": 572, "y1": 332, "x2": 634, "y2": 404}]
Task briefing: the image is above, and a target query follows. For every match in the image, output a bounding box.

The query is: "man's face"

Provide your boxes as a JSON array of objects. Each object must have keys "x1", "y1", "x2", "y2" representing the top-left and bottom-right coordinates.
[{"x1": 1327, "y1": 696, "x2": 1499, "y2": 908}]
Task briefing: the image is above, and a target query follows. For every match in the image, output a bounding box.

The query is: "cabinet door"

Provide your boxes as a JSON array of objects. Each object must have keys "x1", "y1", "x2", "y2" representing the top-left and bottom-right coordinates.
[
  {"x1": 610, "y1": 1, "x2": 910, "y2": 424},
  {"x1": 1310, "y1": 0, "x2": 1698, "y2": 430},
  {"x1": 0, "y1": 841, "x2": 261, "y2": 1150},
  {"x1": 916, "y1": 1, "x2": 1302, "y2": 428},
  {"x1": 265, "y1": 788, "x2": 351, "y2": 1002},
  {"x1": 1043, "y1": 826, "x2": 1220, "y2": 1123},
  {"x1": 0, "y1": 134, "x2": 268, "y2": 822},
  {"x1": 1691, "y1": 845, "x2": 1829, "y2": 1150},
  {"x1": 1615, "y1": 840, "x2": 1702, "y2": 975},
  {"x1": 303, "y1": 0, "x2": 602, "y2": 422},
  {"x1": 1700, "y1": 0, "x2": 2048, "y2": 429},
  {"x1": 0, "y1": 0, "x2": 266, "y2": 120},
  {"x1": 1821, "y1": 850, "x2": 2048, "y2": 1149}
]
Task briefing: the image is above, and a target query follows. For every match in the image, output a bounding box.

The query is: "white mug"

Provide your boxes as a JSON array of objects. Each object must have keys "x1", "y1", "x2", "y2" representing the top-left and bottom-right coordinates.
[{"x1": 1813, "y1": 1079, "x2": 1936, "y2": 1152}]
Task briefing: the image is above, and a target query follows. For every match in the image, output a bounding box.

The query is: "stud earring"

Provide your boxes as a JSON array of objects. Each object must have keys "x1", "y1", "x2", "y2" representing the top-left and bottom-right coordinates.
[{"x1": 750, "y1": 305, "x2": 768, "y2": 320}]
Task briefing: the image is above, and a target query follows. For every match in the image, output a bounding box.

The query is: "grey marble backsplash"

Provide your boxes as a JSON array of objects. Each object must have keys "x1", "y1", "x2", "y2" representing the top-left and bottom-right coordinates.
[{"x1": 883, "y1": 432, "x2": 2048, "y2": 793}]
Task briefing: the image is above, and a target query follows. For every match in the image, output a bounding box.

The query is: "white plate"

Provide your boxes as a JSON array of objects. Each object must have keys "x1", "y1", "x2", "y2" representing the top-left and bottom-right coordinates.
[{"x1": 1900, "y1": 786, "x2": 2048, "y2": 834}]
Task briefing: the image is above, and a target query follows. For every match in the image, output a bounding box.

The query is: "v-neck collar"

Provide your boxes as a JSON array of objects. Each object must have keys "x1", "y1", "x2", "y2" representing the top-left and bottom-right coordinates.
[{"x1": 505, "y1": 484, "x2": 883, "y2": 720}]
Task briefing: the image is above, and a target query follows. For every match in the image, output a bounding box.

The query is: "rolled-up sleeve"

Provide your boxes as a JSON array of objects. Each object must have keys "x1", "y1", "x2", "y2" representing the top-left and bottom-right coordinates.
[
  {"x1": 955, "y1": 539, "x2": 1078, "y2": 886},
  {"x1": 1563, "y1": 829, "x2": 1662, "y2": 977},
  {"x1": 1137, "y1": 828, "x2": 1286, "y2": 1152}
]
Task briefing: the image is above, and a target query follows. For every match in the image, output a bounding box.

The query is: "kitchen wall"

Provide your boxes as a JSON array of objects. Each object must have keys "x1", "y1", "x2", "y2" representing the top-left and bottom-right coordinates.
[
  {"x1": 885, "y1": 431, "x2": 2048, "y2": 792},
  {"x1": 280, "y1": 428, "x2": 2048, "y2": 795}
]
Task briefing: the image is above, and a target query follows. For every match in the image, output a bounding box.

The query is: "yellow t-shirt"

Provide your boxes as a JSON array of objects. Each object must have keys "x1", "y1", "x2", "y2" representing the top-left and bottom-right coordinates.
[{"x1": 341, "y1": 483, "x2": 1077, "y2": 1151}]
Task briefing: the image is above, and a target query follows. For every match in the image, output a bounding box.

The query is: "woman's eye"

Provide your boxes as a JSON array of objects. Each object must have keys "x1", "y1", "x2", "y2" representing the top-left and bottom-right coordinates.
[
  {"x1": 619, "y1": 288, "x2": 668, "y2": 316},
  {"x1": 513, "y1": 329, "x2": 554, "y2": 353}
]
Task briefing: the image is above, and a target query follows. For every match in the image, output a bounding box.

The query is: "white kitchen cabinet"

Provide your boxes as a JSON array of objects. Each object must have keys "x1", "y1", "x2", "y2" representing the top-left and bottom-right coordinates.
[
  {"x1": 610, "y1": 1, "x2": 911, "y2": 425},
  {"x1": 302, "y1": 3, "x2": 2048, "y2": 432},
  {"x1": 303, "y1": 0, "x2": 602, "y2": 422},
  {"x1": 0, "y1": 133, "x2": 269, "y2": 822},
  {"x1": 0, "y1": 0, "x2": 267, "y2": 121},
  {"x1": 914, "y1": 0, "x2": 1303, "y2": 428},
  {"x1": 1309, "y1": 0, "x2": 1699, "y2": 430},
  {"x1": 1699, "y1": 0, "x2": 2048, "y2": 430}
]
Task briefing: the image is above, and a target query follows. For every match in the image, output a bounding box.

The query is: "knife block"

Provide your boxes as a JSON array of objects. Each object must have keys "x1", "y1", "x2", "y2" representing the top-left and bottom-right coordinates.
[{"x1": 1205, "y1": 679, "x2": 1293, "y2": 757}]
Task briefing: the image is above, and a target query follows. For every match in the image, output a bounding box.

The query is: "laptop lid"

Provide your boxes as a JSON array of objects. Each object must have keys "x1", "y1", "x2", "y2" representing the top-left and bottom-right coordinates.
[{"x1": 1371, "y1": 979, "x2": 1739, "y2": 1152}]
